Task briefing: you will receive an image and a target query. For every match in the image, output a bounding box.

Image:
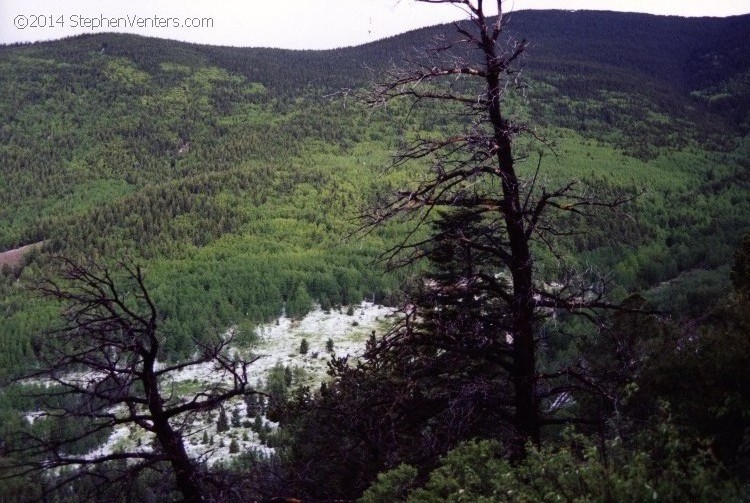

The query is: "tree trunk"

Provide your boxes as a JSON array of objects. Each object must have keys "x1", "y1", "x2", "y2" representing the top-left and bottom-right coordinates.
[
  {"x1": 143, "y1": 353, "x2": 204, "y2": 502},
  {"x1": 155, "y1": 421, "x2": 203, "y2": 503},
  {"x1": 502, "y1": 156, "x2": 541, "y2": 449},
  {"x1": 486, "y1": 48, "x2": 540, "y2": 447}
]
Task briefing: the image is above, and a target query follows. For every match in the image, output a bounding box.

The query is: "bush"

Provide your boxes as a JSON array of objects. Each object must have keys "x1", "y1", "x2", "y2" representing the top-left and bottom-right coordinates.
[
  {"x1": 361, "y1": 429, "x2": 739, "y2": 503},
  {"x1": 360, "y1": 464, "x2": 417, "y2": 503}
]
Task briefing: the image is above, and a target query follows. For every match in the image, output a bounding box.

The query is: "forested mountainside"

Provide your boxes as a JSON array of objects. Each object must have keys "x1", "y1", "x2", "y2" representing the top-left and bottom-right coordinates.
[
  {"x1": 0, "y1": 10, "x2": 748, "y2": 372},
  {"x1": 1, "y1": 7, "x2": 750, "y2": 501}
]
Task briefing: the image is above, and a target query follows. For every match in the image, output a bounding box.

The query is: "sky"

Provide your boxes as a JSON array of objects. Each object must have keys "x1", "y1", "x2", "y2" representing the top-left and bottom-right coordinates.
[{"x1": 1, "y1": 0, "x2": 748, "y2": 49}]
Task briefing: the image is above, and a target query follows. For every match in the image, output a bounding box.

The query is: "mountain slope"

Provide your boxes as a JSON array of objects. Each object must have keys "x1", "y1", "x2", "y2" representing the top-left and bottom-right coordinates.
[{"x1": 0, "y1": 10, "x2": 748, "y2": 374}]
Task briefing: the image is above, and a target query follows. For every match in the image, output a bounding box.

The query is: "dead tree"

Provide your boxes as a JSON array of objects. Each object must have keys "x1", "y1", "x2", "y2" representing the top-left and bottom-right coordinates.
[
  {"x1": 362, "y1": 0, "x2": 634, "y2": 450},
  {"x1": 5, "y1": 258, "x2": 258, "y2": 502}
]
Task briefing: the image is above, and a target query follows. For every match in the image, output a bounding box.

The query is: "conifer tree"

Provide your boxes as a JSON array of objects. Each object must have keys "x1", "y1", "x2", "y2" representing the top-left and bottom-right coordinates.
[
  {"x1": 361, "y1": 0, "x2": 631, "y2": 450},
  {"x1": 229, "y1": 438, "x2": 240, "y2": 454},
  {"x1": 217, "y1": 408, "x2": 230, "y2": 433}
]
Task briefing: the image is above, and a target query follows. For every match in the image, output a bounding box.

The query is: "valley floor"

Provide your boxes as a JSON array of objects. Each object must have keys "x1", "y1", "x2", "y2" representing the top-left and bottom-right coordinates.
[{"x1": 72, "y1": 302, "x2": 395, "y2": 466}]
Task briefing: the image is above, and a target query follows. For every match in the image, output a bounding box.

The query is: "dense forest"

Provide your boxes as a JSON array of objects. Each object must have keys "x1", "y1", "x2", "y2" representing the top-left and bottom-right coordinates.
[{"x1": 0, "y1": 5, "x2": 749, "y2": 501}]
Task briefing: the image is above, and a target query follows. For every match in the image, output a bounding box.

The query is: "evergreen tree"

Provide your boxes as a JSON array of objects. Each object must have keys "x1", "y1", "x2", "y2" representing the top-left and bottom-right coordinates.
[
  {"x1": 266, "y1": 362, "x2": 289, "y2": 401},
  {"x1": 358, "y1": 0, "x2": 631, "y2": 452},
  {"x1": 229, "y1": 438, "x2": 240, "y2": 454},
  {"x1": 281, "y1": 3, "x2": 638, "y2": 499},
  {"x1": 287, "y1": 285, "x2": 312, "y2": 319},
  {"x1": 244, "y1": 394, "x2": 258, "y2": 417},
  {"x1": 217, "y1": 408, "x2": 230, "y2": 433},
  {"x1": 284, "y1": 365, "x2": 294, "y2": 386}
]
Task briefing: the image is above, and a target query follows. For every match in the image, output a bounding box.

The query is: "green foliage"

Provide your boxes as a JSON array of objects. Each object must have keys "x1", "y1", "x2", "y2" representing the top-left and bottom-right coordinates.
[
  {"x1": 231, "y1": 408, "x2": 242, "y2": 428},
  {"x1": 299, "y1": 338, "x2": 309, "y2": 355},
  {"x1": 229, "y1": 438, "x2": 239, "y2": 454},
  {"x1": 287, "y1": 285, "x2": 312, "y2": 320},
  {"x1": 0, "y1": 35, "x2": 404, "y2": 371},
  {"x1": 244, "y1": 393, "x2": 260, "y2": 417},
  {"x1": 265, "y1": 361, "x2": 290, "y2": 402},
  {"x1": 216, "y1": 408, "x2": 229, "y2": 433},
  {"x1": 645, "y1": 267, "x2": 729, "y2": 317},
  {"x1": 634, "y1": 292, "x2": 750, "y2": 473},
  {"x1": 0, "y1": 13, "x2": 748, "y2": 374},
  {"x1": 284, "y1": 365, "x2": 294, "y2": 386},
  {"x1": 1, "y1": 14, "x2": 750, "y2": 499},
  {"x1": 359, "y1": 463, "x2": 418, "y2": 503},
  {"x1": 0, "y1": 460, "x2": 42, "y2": 503},
  {"x1": 362, "y1": 431, "x2": 739, "y2": 503}
]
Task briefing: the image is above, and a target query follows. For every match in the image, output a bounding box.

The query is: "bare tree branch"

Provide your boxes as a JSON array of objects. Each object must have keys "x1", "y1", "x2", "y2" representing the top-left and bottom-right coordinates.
[
  {"x1": 5, "y1": 257, "x2": 259, "y2": 502},
  {"x1": 357, "y1": 0, "x2": 642, "y2": 453}
]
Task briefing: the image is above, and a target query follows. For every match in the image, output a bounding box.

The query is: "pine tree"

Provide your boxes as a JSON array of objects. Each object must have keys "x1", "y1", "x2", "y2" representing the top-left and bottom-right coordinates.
[
  {"x1": 244, "y1": 394, "x2": 258, "y2": 417},
  {"x1": 217, "y1": 408, "x2": 230, "y2": 433},
  {"x1": 284, "y1": 365, "x2": 293, "y2": 386}
]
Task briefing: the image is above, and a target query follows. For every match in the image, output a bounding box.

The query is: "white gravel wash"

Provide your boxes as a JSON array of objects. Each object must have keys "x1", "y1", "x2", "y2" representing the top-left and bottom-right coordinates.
[
  {"x1": 71, "y1": 301, "x2": 396, "y2": 466},
  {"x1": 250, "y1": 301, "x2": 395, "y2": 384}
]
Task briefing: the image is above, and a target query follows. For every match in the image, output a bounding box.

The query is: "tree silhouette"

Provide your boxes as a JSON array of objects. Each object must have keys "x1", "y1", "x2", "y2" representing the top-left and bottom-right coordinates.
[
  {"x1": 361, "y1": 0, "x2": 633, "y2": 452},
  {"x1": 6, "y1": 258, "x2": 258, "y2": 502}
]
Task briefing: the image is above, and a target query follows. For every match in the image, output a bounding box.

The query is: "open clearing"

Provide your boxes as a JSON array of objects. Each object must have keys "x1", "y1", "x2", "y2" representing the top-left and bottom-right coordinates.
[
  {"x1": 55, "y1": 302, "x2": 397, "y2": 466},
  {"x1": 0, "y1": 242, "x2": 44, "y2": 269}
]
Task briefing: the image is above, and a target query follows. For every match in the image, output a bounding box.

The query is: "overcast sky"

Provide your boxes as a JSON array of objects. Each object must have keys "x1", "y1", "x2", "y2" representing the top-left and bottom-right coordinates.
[{"x1": 2, "y1": 0, "x2": 748, "y2": 49}]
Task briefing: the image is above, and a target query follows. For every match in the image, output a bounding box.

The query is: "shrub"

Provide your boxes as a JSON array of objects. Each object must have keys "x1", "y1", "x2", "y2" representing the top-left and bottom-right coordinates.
[{"x1": 361, "y1": 429, "x2": 739, "y2": 503}]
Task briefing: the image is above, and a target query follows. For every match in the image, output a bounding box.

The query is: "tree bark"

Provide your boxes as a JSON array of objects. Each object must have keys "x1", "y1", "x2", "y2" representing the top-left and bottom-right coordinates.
[
  {"x1": 142, "y1": 351, "x2": 204, "y2": 502},
  {"x1": 483, "y1": 16, "x2": 540, "y2": 446}
]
